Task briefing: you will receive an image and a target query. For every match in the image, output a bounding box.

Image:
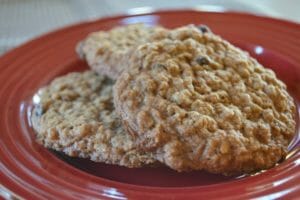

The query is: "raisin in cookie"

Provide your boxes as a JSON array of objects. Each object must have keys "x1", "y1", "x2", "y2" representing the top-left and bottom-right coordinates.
[
  {"x1": 113, "y1": 25, "x2": 296, "y2": 174},
  {"x1": 31, "y1": 71, "x2": 156, "y2": 167},
  {"x1": 77, "y1": 24, "x2": 165, "y2": 79}
]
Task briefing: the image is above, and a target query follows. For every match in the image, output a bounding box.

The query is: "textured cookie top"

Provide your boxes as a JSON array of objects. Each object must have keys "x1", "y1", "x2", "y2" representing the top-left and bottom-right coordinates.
[
  {"x1": 114, "y1": 25, "x2": 296, "y2": 174},
  {"x1": 31, "y1": 71, "x2": 155, "y2": 167},
  {"x1": 77, "y1": 24, "x2": 165, "y2": 79}
]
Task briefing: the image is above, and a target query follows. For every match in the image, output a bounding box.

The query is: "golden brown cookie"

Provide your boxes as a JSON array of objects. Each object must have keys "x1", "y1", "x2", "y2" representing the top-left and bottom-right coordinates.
[
  {"x1": 31, "y1": 71, "x2": 156, "y2": 167},
  {"x1": 77, "y1": 24, "x2": 165, "y2": 79},
  {"x1": 113, "y1": 25, "x2": 296, "y2": 174}
]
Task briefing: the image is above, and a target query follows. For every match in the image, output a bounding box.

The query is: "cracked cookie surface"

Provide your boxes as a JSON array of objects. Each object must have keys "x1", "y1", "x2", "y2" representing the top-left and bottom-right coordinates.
[
  {"x1": 113, "y1": 25, "x2": 296, "y2": 174},
  {"x1": 31, "y1": 71, "x2": 156, "y2": 167},
  {"x1": 77, "y1": 24, "x2": 165, "y2": 79}
]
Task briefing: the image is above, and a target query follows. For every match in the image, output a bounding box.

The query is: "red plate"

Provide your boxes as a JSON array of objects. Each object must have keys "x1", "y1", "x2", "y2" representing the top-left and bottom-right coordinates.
[{"x1": 0, "y1": 10, "x2": 299, "y2": 199}]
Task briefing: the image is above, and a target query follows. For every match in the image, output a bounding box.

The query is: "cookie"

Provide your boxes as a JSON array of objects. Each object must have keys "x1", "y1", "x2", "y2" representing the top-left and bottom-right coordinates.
[
  {"x1": 113, "y1": 25, "x2": 296, "y2": 174},
  {"x1": 77, "y1": 24, "x2": 165, "y2": 79},
  {"x1": 31, "y1": 71, "x2": 156, "y2": 167}
]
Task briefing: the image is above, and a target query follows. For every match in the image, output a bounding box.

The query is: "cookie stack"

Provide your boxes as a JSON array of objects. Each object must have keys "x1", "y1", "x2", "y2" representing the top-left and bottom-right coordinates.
[{"x1": 31, "y1": 24, "x2": 296, "y2": 175}]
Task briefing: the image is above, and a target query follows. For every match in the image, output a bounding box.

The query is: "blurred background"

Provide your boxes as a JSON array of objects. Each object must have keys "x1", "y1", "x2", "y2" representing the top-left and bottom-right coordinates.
[{"x1": 0, "y1": 0, "x2": 299, "y2": 55}]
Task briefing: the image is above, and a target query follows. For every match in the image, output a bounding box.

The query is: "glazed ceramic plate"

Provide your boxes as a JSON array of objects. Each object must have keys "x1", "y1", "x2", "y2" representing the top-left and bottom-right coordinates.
[{"x1": 0, "y1": 10, "x2": 299, "y2": 199}]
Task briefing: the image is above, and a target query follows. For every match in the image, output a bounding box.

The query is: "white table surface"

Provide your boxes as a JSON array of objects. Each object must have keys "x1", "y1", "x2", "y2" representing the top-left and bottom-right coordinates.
[{"x1": 0, "y1": 0, "x2": 299, "y2": 55}]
